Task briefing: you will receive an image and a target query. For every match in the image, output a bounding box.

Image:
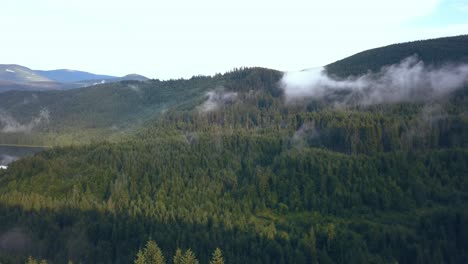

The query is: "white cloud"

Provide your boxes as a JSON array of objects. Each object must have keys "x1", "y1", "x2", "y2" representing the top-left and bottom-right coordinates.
[
  {"x1": 199, "y1": 89, "x2": 238, "y2": 113},
  {"x1": 281, "y1": 56, "x2": 468, "y2": 105},
  {"x1": 0, "y1": 109, "x2": 50, "y2": 133}
]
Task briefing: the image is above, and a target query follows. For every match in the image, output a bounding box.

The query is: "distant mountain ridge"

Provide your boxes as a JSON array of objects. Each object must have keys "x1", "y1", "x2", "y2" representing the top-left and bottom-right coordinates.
[
  {"x1": 34, "y1": 69, "x2": 117, "y2": 83},
  {"x1": 0, "y1": 64, "x2": 149, "y2": 92},
  {"x1": 0, "y1": 64, "x2": 53, "y2": 83}
]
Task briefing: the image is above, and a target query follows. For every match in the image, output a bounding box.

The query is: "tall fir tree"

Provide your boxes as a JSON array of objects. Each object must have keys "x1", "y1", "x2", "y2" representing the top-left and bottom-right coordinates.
[
  {"x1": 133, "y1": 240, "x2": 166, "y2": 264},
  {"x1": 209, "y1": 248, "x2": 224, "y2": 264},
  {"x1": 134, "y1": 250, "x2": 147, "y2": 264},
  {"x1": 173, "y1": 249, "x2": 184, "y2": 264},
  {"x1": 183, "y1": 249, "x2": 199, "y2": 264},
  {"x1": 144, "y1": 240, "x2": 166, "y2": 264}
]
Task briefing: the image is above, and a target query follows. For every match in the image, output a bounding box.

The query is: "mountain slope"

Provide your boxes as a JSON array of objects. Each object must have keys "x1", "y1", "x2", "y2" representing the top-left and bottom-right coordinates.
[
  {"x1": 0, "y1": 65, "x2": 52, "y2": 83},
  {"x1": 0, "y1": 69, "x2": 270, "y2": 145},
  {"x1": 0, "y1": 65, "x2": 62, "y2": 93},
  {"x1": 326, "y1": 35, "x2": 468, "y2": 77}
]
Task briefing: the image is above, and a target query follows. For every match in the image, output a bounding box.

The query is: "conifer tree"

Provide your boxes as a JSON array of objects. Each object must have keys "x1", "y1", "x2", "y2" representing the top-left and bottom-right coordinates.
[
  {"x1": 183, "y1": 249, "x2": 199, "y2": 264},
  {"x1": 144, "y1": 240, "x2": 166, "y2": 264},
  {"x1": 173, "y1": 248, "x2": 199, "y2": 264},
  {"x1": 209, "y1": 248, "x2": 224, "y2": 264},
  {"x1": 134, "y1": 250, "x2": 147, "y2": 264},
  {"x1": 26, "y1": 257, "x2": 38, "y2": 264},
  {"x1": 133, "y1": 240, "x2": 166, "y2": 264},
  {"x1": 173, "y1": 249, "x2": 184, "y2": 264}
]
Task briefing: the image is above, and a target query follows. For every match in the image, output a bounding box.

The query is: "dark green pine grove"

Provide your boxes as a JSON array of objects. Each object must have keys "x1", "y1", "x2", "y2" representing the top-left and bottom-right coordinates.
[{"x1": 0, "y1": 36, "x2": 467, "y2": 263}]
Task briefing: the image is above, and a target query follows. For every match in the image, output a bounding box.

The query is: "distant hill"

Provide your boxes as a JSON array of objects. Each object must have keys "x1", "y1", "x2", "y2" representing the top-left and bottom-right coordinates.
[
  {"x1": 0, "y1": 64, "x2": 149, "y2": 92},
  {"x1": 326, "y1": 35, "x2": 468, "y2": 77},
  {"x1": 34, "y1": 69, "x2": 117, "y2": 83},
  {"x1": 0, "y1": 64, "x2": 53, "y2": 83},
  {"x1": 117, "y1": 74, "x2": 149, "y2": 82}
]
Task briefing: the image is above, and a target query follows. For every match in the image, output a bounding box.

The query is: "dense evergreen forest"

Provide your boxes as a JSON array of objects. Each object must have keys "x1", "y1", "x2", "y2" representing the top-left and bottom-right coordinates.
[
  {"x1": 0, "y1": 36, "x2": 467, "y2": 263},
  {"x1": 0, "y1": 77, "x2": 219, "y2": 145}
]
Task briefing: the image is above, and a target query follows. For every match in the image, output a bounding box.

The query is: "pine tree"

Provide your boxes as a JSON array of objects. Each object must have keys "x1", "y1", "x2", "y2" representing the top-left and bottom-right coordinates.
[
  {"x1": 144, "y1": 240, "x2": 166, "y2": 264},
  {"x1": 134, "y1": 249, "x2": 147, "y2": 264},
  {"x1": 209, "y1": 248, "x2": 224, "y2": 264},
  {"x1": 26, "y1": 257, "x2": 38, "y2": 264},
  {"x1": 134, "y1": 240, "x2": 166, "y2": 264},
  {"x1": 183, "y1": 249, "x2": 199, "y2": 264},
  {"x1": 173, "y1": 248, "x2": 199, "y2": 264},
  {"x1": 173, "y1": 249, "x2": 184, "y2": 264}
]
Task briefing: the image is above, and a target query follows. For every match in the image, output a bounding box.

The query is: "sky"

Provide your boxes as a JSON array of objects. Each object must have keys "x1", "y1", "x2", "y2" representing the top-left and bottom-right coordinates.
[{"x1": 1, "y1": 0, "x2": 468, "y2": 79}]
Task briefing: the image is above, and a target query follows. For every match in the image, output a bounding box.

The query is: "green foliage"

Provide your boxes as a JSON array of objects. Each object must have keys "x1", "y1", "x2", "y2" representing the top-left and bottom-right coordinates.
[
  {"x1": 1, "y1": 126, "x2": 466, "y2": 263},
  {"x1": 134, "y1": 240, "x2": 166, "y2": 264},
  {"x1": 182, "y1": 249, "x2": 199, "y2": 264},
  {"x1": 209, "y1": 248, "x2": 224, "y2": 264},
  {"x1": 25, "y1": 257, "x2": 37, "y2": 264},
  {"x1": 172, "y1": 248, "x2": 199, "y2": 264},
  {"x1": 25, "y1": 256, "x2": 47, "y2": 264},
  {"x1": 173, "y1": 249, "x2": 184, "y2": 264},
  {"x1": 134, "y1": 250, "x2": 147, "y2": 264}
]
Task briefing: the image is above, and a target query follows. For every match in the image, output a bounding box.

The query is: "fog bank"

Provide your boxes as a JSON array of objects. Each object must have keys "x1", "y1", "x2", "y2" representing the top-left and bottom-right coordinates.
[{"x1": 280, "y1": 56, "x2": 468, "y2": 105}]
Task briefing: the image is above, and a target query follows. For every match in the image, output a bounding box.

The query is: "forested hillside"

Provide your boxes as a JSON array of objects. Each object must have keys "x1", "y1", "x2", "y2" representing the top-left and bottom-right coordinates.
[
  {"x1": 0, "y1": 36, "x2": 467, "y2": 263},
  {"x1": 326, "y1": 35, "x2": 468, "y2": 77},
  {"x1": 0, "y1": 76, "x2": 221, "y2": 145}
]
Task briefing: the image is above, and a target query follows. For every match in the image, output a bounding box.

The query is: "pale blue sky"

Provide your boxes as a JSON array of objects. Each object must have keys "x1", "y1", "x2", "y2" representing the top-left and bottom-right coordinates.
[{"x1": 1, "y1": 0, "x2": 467, "y2": 79}]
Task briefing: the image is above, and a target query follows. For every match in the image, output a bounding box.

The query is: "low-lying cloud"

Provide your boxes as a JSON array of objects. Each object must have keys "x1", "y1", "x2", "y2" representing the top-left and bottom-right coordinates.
[
  {"x1": 0, "y1": 154, "x2": 19, "y2": 165},
  {"x1": 0, "y1": 109, "x2": 50, "y2": 133},
  {"x1": 281, "y1": 56, "x2": 468, "y2": 105},
  {"x1": 292, "y1": 122, "x2": 319, "y2": 143},
  {"x1": 199, "y1": 88, "x2": 238, "y2": 112},
  {"x1": 128, "y1": 84, "x2": 141, "y2": 93}
]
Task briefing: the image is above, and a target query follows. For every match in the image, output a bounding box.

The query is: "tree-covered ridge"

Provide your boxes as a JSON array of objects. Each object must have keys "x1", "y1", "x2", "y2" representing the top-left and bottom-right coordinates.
[
  {"x1": 0, "y1": 38, "x2": 467, "y2": 263},
  {"x1": 0, "y1": 67, "x2": 282, "y2": 146},
  {"x1": 2, "y1": 35, "x2": 468, "y2": 146},
  {"x1": 326, "y1": 35, "x2": 468, "y2": 78}
]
